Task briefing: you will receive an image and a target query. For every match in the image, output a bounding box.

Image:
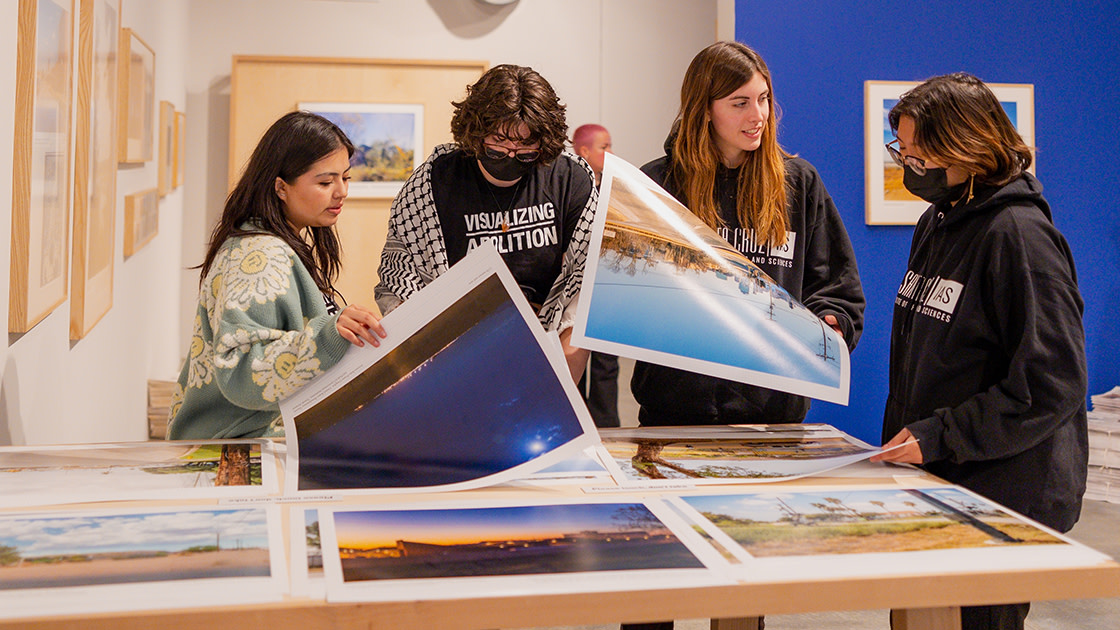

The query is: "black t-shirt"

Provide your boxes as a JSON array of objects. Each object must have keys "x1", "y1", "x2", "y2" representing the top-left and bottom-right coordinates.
[{"x1": 431, "y1": 150, "x2": 591, "y2": 308}]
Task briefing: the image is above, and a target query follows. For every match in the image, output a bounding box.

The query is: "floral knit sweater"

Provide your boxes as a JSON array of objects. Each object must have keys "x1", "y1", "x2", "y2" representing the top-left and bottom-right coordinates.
[{"x1": 167, "y1": 232, "x2": 350, "y2": 440}]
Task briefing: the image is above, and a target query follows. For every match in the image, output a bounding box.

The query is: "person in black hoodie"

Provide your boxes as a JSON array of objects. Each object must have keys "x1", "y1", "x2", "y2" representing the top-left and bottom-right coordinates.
[
  {"x1": 630, "y1": 41, "x2": 865, "y2": 429},
  {"x1": 871, "y1": 73, "x2": 1087, "y2": 630},
  {"x1": 621, "y1": 41, "x2": 865, "y2": 630}
]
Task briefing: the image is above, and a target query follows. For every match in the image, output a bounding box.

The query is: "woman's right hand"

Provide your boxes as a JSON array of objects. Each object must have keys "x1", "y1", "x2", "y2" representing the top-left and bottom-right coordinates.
[{"x1": 336, "y1": 304, "x2": 387, "y2": 347}]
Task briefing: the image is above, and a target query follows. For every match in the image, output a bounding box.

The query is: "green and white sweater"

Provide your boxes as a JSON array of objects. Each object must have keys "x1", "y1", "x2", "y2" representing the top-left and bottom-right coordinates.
[{"x1": 167, "y1": 232, "x2": 351, "y2": 439}]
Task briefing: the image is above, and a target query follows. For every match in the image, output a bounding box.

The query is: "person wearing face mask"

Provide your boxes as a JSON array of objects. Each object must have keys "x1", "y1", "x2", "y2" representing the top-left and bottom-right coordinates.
[
  {"x1": 376, "y1": 64, "x2": 596, "y2": 381},
  {"x1": 870, "y1": 73, "x2": 1087, "y2": 630}
]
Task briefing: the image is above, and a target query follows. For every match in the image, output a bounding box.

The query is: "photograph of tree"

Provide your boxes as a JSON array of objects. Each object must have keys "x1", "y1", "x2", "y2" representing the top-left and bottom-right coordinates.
[
  {"x1": 573, "y1": 154, "x2": 849, "y2": 404},
  {"x1": 598, "y1": 425, "x2": 878, "y2": 484},
  {"x1": 0, "y1": 441, "x2": 275, "y2": 507},
  {"x1": 678, "y1": 487, "x2": 1064, "y2": 559}
]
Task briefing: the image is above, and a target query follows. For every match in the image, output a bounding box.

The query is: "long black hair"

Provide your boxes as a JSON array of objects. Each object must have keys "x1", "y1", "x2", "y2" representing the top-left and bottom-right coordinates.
[{"x1": 199, "y1": 111, "x2": 354, "y2": 293}]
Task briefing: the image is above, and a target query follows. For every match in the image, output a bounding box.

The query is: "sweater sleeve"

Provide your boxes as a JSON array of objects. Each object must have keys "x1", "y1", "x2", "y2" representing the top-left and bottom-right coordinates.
[
  {"x1": 205, "y1": 236, "x2": 349, "y2": 410},
  {"x1": 906, "y1": 218, "x2": 1087, "y2": 464},
  {"x1": 539, "y1": 154, "x2": 597, "y2": 332},
  {"x1": 375, "y1": 146, "x2": 451, "y2": 315},
  {"x1": 796, "y1": 162, "x2": 866, "y2": 351}
]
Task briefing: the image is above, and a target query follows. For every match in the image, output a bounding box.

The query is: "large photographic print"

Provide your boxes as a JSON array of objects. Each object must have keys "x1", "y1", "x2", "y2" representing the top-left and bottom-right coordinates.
[
  {"x1": 281, "y1": 245, "x2": 597, "y2": 494},
  {"x1": 0, "y1": 505, "x2": 285, "y2": 618},
  {"x1": 0, "y1": 440, "x2": 278, "y2": 508},
  {"x1": 319, "y1": 498, "x2": 729, "y2": 602},
  {"x1": 573, "y1": 154, "x2": 849, "y2": 404},
  {"x1": 597, "y1": 425, "x2": 881, "y2": 486}
]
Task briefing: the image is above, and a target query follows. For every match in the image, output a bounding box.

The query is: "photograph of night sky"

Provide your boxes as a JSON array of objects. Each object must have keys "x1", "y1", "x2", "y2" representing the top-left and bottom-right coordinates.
[{"x1": 294, "y1": 274, "x2": 586, "y2": 490}]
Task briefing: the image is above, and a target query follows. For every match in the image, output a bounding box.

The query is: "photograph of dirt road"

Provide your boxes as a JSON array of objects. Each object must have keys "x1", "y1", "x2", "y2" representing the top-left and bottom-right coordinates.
[
  {"x1": 680, "y1": 487, "x2": 1062, "y2": 558},
  {"x1": 0, "y1": 507, "x2": 273, "y2": 590}
]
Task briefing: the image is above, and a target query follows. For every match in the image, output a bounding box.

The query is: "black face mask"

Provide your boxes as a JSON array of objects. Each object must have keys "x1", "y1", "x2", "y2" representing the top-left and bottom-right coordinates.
[
  {"x1": 478, "y1": 153, "x2": 536, "y2": 182},
  {"x1": 903, "y1": 165, "x2": 968, "y2": 205}
]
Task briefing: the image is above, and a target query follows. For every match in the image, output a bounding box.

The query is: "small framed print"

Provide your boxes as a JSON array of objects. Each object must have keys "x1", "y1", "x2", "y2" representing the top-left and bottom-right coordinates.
[{"x1": 123, "y1": 188, "x2": 158, "y2": 256}]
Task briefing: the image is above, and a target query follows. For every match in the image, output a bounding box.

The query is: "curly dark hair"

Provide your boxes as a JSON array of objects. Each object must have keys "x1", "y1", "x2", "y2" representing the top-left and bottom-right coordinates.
[
  {"x1": 199, "y1": 111, "x2": 354, "y2": 295},
  {"x1": 450, "y1": 64, "x2": 568, "y2": 164}
]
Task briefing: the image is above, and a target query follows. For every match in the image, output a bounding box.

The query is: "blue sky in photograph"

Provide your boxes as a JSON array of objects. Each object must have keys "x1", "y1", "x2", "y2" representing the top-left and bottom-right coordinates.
[
  {"x1": 313, "y1": 110, "x2": 416, "y2": 150},
  {"x1": 0, "y1": 509, "x2": 270, "y2": 556}
]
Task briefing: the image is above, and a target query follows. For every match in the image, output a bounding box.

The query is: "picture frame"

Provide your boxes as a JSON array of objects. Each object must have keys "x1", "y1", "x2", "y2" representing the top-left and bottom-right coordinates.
[
  {"x1": 123, "y1": 188, "x2": 158, "y2": 256},
  {"x1": 173, "y1": 110, "x2": 185, "y2": 188},
  {"x1": 9, "y1": 0, "x2": 75, "y2": 334},
  {"x1": 863, "y1": 80, "x2": 1035, "y2": 225},
  {"x1": 69, "y1": 0, "x2": 119, "y2": 340},
  {"x1": 117, "y1": 27, "x2": 154, "y2": 163},
  {"x1": 297, "y1": 101, "x2": 423, "y2": 198},
  {"x1": 157, "y1": 100, "x2": 174, "y2": 196}
]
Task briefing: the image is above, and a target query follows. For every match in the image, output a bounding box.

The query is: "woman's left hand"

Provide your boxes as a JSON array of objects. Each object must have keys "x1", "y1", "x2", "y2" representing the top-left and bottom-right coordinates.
[
  {"x1": 336, "y1": 304, "x2": 387, "y2": 347},
  {"x1": 870, "y1": 427, "x2": 923, "y2": 464}
]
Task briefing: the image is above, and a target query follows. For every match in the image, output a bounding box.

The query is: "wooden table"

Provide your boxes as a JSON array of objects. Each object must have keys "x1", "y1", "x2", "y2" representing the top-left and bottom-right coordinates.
[{"x1": 3, "y1": 458, "x2": 1117, "y2": 630}]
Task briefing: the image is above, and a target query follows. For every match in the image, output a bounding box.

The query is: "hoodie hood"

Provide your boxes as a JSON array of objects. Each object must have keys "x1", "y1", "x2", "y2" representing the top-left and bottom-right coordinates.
[{"x1": 940, "y1": 171, "x2": 1052, "y2": 228}]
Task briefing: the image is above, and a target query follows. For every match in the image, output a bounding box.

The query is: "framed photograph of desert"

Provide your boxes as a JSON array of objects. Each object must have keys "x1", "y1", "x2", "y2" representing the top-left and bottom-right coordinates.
[
  {"x1": 298, "y1": 101, "x2": 423, "y2": 198},
  {"x1": 863, "y1": 80, "x2": 1035, "y2": 225},
  {"x1": 123, "y1": 188, "x2": 158, "y2": 256},
  {"x1": 69, "y1": 0, "x2": 119, "y2": 340},
  {"x1": 9, "y1": 0, "x2": 75, "y2": 334},
  {"x1": 117, "y1": 27, "x2": 154, "y2": 163}
]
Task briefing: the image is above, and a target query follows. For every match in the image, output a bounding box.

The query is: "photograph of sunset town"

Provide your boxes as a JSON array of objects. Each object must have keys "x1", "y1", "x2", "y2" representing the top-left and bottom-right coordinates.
[{"x1": 331, "y1": 502, "x2": 704, "y2": 581}]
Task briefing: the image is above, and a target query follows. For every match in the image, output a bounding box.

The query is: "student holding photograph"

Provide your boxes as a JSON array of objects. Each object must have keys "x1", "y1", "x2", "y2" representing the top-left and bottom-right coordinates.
[
  {"x1": 168, "y1": 111, "x2": 386, "y2": 440},
  {"x1": 630, "y1": 41, "x2": 865, "y2": 430},
  {"x1": 871, "y1": 73, "x2": 1087, "y2": 630},
  {"x1": 376, "y1": 64, "x2": 597, "y2": 381}
]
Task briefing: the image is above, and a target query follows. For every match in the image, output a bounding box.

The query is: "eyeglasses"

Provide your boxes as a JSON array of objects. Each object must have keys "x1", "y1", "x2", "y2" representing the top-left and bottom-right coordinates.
[
  {"x1": 885, "y1": 139, "x2": 927, "y2": 176},
  {"x1": 482, "y1": 143, "x2": 540, "y2": 163}
]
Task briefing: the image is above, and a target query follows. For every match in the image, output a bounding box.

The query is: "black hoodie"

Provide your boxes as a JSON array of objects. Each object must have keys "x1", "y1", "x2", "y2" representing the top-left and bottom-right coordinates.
[
  {"x1": 631, "y1": 150, "x2": 865, "y2": 425},
  {"x1": 884, "y1": 172, "x2": 1087, "y2": 532}
]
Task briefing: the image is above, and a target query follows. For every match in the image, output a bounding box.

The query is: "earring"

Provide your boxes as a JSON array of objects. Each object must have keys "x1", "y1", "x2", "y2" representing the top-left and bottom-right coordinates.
[{"x1": 966, "y1": 174, "x2": 975, "y2": 203}]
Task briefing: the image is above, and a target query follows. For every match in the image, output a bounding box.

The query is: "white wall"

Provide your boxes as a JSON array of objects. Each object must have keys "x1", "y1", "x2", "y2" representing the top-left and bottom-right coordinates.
[
  {"x1": 0, "y1": 0, "x2": 189, "y2": 446},
  {"x1": 1, "y1": 0, "x2": 722, "y2": 446}
]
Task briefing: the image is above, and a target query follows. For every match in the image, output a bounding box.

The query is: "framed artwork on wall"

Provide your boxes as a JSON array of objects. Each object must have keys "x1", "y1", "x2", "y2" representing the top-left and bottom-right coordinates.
[
  {"x1": 123, "y1": 188, "x2": 158, "y2": 256},
  {"x1": 70, "y1": 0, "x2": 119, "y2": 340},
  {"x1": 117, "y1": 27, "x2": 154, "y2": 164},
  {"x1": 173, "y1": 110, "x2": 185, "y2": 188},
  {"x1": 297, "y1": 101, "x2": 423, "y2": 198},
  {"x1": 863, "y1": 80, "x2": 1035, "y2": 225},
  {"x1": 157, "y1": 100, "x2": 174, "y2": 196},
  {"x1": 9, "y1": 0, "x2": 75, "y2": 334}
]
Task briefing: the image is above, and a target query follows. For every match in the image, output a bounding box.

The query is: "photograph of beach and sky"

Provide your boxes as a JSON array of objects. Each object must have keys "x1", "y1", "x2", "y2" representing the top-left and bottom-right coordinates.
[
  {"x1": 575, "y1": 154, "x2": 848, "y2": 405},
  {"x1": 0, "y1": 507, "x2": 274, "y2": 593},
  {"x1": 678, "y1": 487, "x2": 1065, "y2": 560},
  {"x1": 291, "y1": 272, "x2": 588, "y2": 491},
  {"x1": 0, "y1": 441, "x2": 268, "y2": 507},
  {"x1": 598, "y1": 425, "x2": 878, "y2": 484},
  {"x1": 328, "y1": 502, "x2": 706, "y2": 583}
]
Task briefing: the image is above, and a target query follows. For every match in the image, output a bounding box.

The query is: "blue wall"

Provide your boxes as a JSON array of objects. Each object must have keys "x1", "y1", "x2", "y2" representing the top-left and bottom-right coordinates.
[{"x1": 735, "y1": 1, "x2": 1120, "y2": 444}]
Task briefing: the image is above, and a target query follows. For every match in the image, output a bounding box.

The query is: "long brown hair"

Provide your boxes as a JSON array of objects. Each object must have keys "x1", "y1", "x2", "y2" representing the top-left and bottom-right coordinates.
[
  {"x1": 889, "y1": 73, "x2": 1033, "y2": 186},
  {"x1": 672, "y1": 41, "x2": 789, "y2": 247},
  {"x1": 200, "y1": 111, "x2": 354, "y2": 294},
  {"x1": 450, "y1": 64, "x2": 568, "y2": 165}
]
